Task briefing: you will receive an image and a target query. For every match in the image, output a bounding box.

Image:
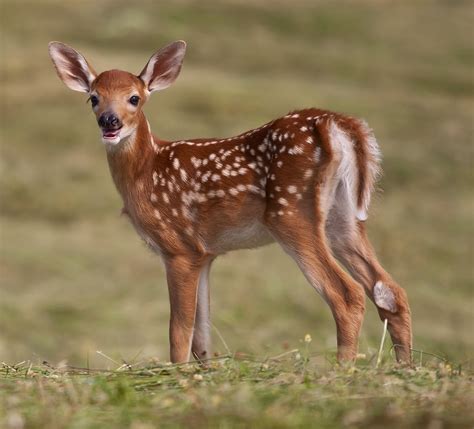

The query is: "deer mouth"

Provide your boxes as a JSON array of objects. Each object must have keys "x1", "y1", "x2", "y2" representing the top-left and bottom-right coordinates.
[{"x1": 102, "y1": 127, "x2": 122, "y2": 140}]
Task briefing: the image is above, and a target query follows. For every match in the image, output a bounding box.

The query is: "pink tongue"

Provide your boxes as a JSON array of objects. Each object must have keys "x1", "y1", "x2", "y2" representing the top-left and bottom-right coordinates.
[{"x1": 104, "y1": 131, "x2": 117, "y2": 137}]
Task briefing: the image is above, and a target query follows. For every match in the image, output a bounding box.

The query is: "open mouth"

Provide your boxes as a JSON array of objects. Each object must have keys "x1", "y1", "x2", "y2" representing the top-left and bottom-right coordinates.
[{"x1": 101, "y1": 127, "x2": 122, "y2": 140}]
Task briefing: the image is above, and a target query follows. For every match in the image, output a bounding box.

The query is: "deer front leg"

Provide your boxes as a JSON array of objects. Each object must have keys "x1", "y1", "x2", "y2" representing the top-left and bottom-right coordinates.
[
  {"x1": 191, "y1": 259, "x2": 213, "y2": 360},
  {"x1": 165, "y1": 255, "x2": 206, "y2": 363}
]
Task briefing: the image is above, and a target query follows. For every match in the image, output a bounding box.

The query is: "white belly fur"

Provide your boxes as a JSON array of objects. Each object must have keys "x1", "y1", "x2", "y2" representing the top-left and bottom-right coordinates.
[{"x1": 209, "y1": 219, "x2": 275, "y2": 253}]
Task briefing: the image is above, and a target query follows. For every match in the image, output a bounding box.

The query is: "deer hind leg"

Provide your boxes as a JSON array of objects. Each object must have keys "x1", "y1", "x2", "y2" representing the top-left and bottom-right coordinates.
[
  {"x1": 191, "y1": 259, "x2": 214, "y2": 361},
  {"x1": 264, "y1": 143, "x2": 365, "y2": 361},
  {"x1": 265, "y1": 208, "x2": 365, "y2": 362},
  {"x1": 326, "y1": 184, "x2": 413, "y2": 363}
]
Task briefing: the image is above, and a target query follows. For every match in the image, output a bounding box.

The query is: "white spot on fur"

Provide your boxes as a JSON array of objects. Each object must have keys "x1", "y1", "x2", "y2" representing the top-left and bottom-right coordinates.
[
  {"x1": 287, "y1": 185, "x2": 297, "y2": 194},
  {"x1": 247, "y1": 184, "x2": 260, "y2": 194},
  {"x1": 278, "y1": 197, "x2": 288, "y2": 206},
  {"x1": 288, "y1": 145, "x2": 304, "y2": 155},
  {"x1": 173, "y1": 158, "x2": 180, "y2": 170},
  {"x1": 191, "y1": 157, "x2": 202, "y2": 168}
]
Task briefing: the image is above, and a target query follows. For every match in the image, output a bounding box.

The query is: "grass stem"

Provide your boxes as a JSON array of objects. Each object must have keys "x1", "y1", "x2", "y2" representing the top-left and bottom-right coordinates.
[{"x1": 376, "y1": 319, "x2": 388, "y2": 368}]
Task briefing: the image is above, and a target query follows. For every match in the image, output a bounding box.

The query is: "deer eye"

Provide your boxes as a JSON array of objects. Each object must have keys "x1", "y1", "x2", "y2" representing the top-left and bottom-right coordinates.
[
  {"x1": 90, "y1": 95, "x2": 99, "y2": 107},
  {"x1": 129, "y1": 95, "x2": 140, "y2": 106}
]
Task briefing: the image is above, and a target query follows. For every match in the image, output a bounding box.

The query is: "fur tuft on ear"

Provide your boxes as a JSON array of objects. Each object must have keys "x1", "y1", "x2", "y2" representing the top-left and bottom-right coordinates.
[
  {"x1": 139, "y1": 41, "x2": 186, "y2": 93},
  {"x1": 48, "y1": 42, "x2": 97, "y2": 93}
]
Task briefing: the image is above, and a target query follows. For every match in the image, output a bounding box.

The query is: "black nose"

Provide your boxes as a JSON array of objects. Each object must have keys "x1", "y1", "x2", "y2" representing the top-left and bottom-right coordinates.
[{"x1": 98, "y1": 112, "x2": 122, "y2": 129}]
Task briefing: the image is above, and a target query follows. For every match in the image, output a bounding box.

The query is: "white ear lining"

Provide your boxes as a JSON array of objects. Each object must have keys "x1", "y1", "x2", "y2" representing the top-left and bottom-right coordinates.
[
  {"x1": 148, "y1": 65, "x2": 181, "y2": 92},
  {"x1": 140, "y1": 58, "x2": 156, "y2": 88}
]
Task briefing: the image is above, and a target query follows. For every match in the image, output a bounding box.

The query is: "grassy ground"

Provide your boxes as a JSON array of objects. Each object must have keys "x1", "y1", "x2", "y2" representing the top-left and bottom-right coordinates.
[
  {"x1": 1, "y1": 353, "x2": 473, "y2": 428},
  {"x1": 1, "y1": 0, "x2": 473, "y2": 427}
]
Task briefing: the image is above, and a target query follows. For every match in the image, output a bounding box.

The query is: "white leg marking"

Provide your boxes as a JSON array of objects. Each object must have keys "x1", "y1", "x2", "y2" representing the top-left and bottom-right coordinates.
[{"x1": 373, "y1": 281, "x2": 397, "y2": 313}]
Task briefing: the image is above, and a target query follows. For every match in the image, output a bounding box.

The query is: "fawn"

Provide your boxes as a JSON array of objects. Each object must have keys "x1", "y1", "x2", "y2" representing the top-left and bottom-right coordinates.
[{"x1": 48, "y1": 40, "x2": 412, "y2": 364}]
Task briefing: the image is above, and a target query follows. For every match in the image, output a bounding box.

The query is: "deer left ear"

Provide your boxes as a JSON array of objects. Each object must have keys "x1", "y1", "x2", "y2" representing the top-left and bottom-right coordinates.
[
  {"x1": 48, "y1": 42, "x2": 97, "y2": 93},
  {"x1": 139, "y1": 41, "x2": 186, "y2": 93}
]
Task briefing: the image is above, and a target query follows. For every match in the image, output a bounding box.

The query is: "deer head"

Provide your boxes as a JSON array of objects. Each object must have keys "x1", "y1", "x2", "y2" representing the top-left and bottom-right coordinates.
[{"x1": 48, "y1": 41, "x2": 186, "y2": 146}]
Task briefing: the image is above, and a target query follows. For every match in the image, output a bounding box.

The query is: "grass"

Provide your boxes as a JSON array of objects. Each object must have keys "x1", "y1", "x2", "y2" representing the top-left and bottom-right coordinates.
[
  {"x1": 0, "y1": 0, "x2": 473, "y2": 427},
  {"x1": 1, "y1": 348, "x2": 473, "y2": 429}
]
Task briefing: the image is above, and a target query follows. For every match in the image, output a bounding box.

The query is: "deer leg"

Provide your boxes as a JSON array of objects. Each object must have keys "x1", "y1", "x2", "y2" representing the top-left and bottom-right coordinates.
[
  {"x1": 326, "y1": 188, "x2": 412, "y2": 363},
  {"x1": 265, "y1": 212, "x2": 366, "y2": 362},
  {"x1": 165, "y1": 255, "x2": 208, "y2": 363},
  {"x1": 191, "y1": 259, "x2": 213, "y2": 361}
]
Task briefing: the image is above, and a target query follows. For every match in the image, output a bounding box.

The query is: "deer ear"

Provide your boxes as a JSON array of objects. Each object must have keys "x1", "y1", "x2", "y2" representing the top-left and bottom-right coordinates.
[
  {"x1": 48, "y1": 42, "x2": 97, "y2": 93},
  {"x1": 139, "y1": 41, "x2": 186, "y2": 93}
]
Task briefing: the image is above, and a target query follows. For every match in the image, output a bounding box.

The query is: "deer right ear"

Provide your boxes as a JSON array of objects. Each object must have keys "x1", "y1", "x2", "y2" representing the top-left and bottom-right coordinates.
[
  {"x1": 48, "y1": 42, "x2": 97, "y2": 93},
  {"x1": 139, "y1": 41, "x2": 187, "y2": 93}
]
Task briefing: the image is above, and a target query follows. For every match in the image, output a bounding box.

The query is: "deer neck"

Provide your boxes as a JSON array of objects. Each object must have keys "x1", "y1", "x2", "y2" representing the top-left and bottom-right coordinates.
[{"x1": 105, "y1": 111, "x2": 158, "y2": 208}]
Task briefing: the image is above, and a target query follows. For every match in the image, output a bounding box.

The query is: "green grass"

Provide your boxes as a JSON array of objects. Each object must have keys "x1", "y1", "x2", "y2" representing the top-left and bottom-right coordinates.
[
  {"x1": 1, "y1": 352, "x2": 473, "y2": 429},
  {"x1": 1, "y1": 0, "x2": 473, "y2": 427}
]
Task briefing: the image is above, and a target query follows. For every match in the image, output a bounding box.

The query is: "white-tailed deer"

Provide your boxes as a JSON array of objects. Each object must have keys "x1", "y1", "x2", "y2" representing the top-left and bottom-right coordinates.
[{"x1": 48, "y1": 40, "x2": 412, "y2": 364}]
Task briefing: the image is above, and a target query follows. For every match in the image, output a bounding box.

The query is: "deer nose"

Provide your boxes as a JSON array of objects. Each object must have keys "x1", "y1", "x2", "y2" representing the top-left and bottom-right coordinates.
[{"x1": 98, "y1": 112, "x2": 122, "y2": 129}]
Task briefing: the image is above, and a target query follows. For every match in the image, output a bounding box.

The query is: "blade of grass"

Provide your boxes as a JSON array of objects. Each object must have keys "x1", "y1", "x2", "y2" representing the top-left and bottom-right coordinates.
[{"x1": 376, "y1": 319, "x2": 388, "y2": 368}]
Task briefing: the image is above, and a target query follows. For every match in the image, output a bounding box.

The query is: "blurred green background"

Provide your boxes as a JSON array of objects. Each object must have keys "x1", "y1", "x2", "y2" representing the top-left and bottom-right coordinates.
[{"x1": 1, "y1": 0, "x2": 472, "y2": 368}]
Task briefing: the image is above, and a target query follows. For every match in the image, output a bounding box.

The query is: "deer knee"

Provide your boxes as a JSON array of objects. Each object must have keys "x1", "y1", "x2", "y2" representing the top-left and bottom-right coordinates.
[
  {"x1": 333, "y1": 284, "x2": 365, "y2": 327},
  {"x1": 344, "y1": 281, "x2": 366, "y2": 312}
]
